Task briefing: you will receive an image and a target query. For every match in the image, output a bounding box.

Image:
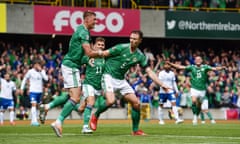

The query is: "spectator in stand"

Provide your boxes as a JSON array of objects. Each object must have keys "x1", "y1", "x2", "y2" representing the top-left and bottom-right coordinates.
[
  {"x1": 221, "y1": 86, "x2": 233, "y2": 107},
  {"x1": 210, "y1": 0, "x2": 226, "y2": 9},
  {"x1": 231, "y1": 89, "x2": 239, "y2": 108},
  {"x1": 144, "y1": 48, "x2": 155, "y2": 62},
  {"x1": 226, "y1": 0, "x2": 237, "y2": 8},
  {"x1": 236, "y1": 89, "x2": 240, "y2": 108}
]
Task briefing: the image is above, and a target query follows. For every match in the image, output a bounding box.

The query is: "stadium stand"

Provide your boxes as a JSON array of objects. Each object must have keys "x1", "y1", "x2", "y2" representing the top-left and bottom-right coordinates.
[{"x1": 0, "y1": 0, "x2": 240, "y2": 11}]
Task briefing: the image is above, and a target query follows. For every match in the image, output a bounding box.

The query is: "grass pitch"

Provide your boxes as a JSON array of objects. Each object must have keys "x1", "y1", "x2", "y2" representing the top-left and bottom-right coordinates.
[{"x1": 0, "y1": 120, "x2": 240, "y2": 144}]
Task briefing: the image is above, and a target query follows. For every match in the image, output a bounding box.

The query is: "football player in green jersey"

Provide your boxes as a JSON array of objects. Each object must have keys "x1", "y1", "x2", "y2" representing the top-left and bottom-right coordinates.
[
  {"x1": 167, "y1": 56, "x2": 225, "y2": 125},
  {"x1": 89, "y1": 30, "x2": 170, "y2": 136},
  {"x1": 39, "y1": 37, "x2": 106, "y2": 135},
  {"x1": 50, "y1": 11, "x2": 106, "y2": 137},
  {"x1": 80, "y1": 37, "x2": 105, "y2": 134}
]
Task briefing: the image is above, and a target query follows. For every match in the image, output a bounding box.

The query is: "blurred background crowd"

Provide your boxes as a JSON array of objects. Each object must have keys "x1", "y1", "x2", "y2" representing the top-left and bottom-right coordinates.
[
  {"x1": 135, "y1": 0, "x2": 240, "y2": 9},
  {"x1": 61, "y1": 0, "x2": 240, "y2": 10}
]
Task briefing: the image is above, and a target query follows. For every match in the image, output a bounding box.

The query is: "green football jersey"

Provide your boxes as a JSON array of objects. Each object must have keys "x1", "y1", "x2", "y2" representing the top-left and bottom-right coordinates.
[
  {"x1": 62, "y1": 24, "x2": 92, "y2": 69},
  {"x1": 185, "y1": 64, "x2": 212, "y2": 90},
  {"x1": 81, "y1": 56, "x2": 105, "y2": 90},
  {"x1": 105, "y1": 43, "x2": 148, "y2": 80}
]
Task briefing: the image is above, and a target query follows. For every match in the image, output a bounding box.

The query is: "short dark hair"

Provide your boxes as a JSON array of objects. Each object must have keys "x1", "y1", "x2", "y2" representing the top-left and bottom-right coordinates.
[
  {"x1": 32, "y1": 58, "x2": 42, "y2": 65},
  {"x1": 83, "y1": 10, "x2": 96, "y2": 19},
  {"x1": 131, "y1": 30, "x2": 143, "y2": 39},
  {"x1": 95, "y1": 37, "x2": 105, "y2": 43}
]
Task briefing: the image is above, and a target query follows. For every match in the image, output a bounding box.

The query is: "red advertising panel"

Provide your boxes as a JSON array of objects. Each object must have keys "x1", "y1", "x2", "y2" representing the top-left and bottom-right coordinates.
[{"x1": 34, "y1": 5, "x2": 140, "y2": 36}]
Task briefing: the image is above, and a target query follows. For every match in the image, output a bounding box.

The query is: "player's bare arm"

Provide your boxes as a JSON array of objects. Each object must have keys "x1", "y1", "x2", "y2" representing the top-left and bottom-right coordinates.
[
  {"x1": 83, "y1": 44, "x2": 110, "y2": 58},
  {"x1": 82, "y1": 43, "x2": 103, "y2": 57},
  {"x1": 102, "y1": 49, "x2": 110, "y2": 57},
  {"x1": 167, "y1": 61, "x2": 186, "y2": 70},
  {"x1": 211, "y1": 66, "x2": 227, "y2": 71},
  {"x1": 145, "y1": 67, "x2": 170, "y2": 91}
]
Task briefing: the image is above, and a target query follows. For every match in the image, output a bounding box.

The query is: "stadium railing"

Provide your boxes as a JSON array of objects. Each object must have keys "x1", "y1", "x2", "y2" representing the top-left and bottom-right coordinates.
[
  {"x1": 0, "y1": 0, "x2": 137, "y2": 8},
  {"x1": 0, "y1": 0, "x2": 60, "y2": 6},
  {"x1": 58, "y1": 0, "x2": 138, "y2": 9},
  {"x1": 137, "y1": 5, "x2": 240, "y2": 12}
]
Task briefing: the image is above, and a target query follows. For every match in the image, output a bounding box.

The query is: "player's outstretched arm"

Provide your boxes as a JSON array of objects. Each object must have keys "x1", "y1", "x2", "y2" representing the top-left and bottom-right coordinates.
[
  {"x1": 166, "y1": 61, "x2": 186, "y2": 70},
  {"x1": 82, "y1": 43, "x2": 103, "y2": 57},
  {"x1": 211, "y1": 66, "x2": 227, "y2": 71},
  {"x1": 83, "y1": 43, "x2": 110, "y2": 58},
  {"x1": 145, "y1": 67, "x2": 170, "y2": 91}
]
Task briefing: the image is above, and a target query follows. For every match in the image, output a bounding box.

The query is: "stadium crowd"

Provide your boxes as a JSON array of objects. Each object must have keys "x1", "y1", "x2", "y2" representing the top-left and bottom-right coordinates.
[
  {"x1": 6, "y1": 0, "x2": 239, "y2": 11},
  {"x1": 0, "y1": 38, "x2": 239, "y2": 120},
  {"x1": 136, "y1": 0, "x2": 240, "y2": 9},
  {"x1": 70, "y1": 0, "x2": 240, "y2": 10}
]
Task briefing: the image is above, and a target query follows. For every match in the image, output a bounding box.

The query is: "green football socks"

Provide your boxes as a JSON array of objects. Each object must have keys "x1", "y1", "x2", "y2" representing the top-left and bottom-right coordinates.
[
  {"x1": 191, "y1": 103, "x2": 198, "y2": 115},
  {"x1": 207, "y1": 112, "x2": 213, "y2": 120},
  {"x1": 49, "y1": 94, "x2": 69, "y2": 109},
  {"x1": 57, "y1": 99, "x2": 76, "y2": 123},
  {"x1": 131, "y1": 108, "x2": 140, "y2": 132},
  {"x1": 200, "y1": 112, "x2": 213, "y2": 121},
  {"x1": 74, "y1": 103, "x2": 80, "y2": 112},
  {"x1": 94, "y1": 99, "x2": 109, "y2": 118},
  {"x1": 83, "y1": 105, "x2": 92, "y2": 125},
  {"x1": 200, "y1": 112, "x2": 205, "y2": 121}
]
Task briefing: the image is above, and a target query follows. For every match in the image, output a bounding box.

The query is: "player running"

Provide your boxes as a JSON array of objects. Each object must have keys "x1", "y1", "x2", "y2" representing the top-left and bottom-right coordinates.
[
  {"x1": 49, "y1": 11, "x2": 105, "y2": 137},
  {"x1": 39, "y1": 37, "x2": 105, "y2": 136}
]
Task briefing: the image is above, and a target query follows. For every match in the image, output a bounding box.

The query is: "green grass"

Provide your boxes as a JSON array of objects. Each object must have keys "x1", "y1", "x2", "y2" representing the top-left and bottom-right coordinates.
[{"x1": 0, "y1": 121, "x2": 240, "y2": 144}]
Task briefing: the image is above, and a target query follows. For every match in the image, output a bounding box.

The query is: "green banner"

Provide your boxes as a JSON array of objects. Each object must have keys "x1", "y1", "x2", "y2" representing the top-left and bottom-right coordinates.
[{"x1": 166, "y1": 11, "x2": 240, "y2": 39}]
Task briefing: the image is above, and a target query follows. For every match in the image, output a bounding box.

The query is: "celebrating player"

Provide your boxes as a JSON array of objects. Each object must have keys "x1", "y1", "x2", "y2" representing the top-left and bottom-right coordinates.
[
  {"x1": 50, "y1": 10, "x2": 106, "y2": 137},
  {"x1": 167, "y1": 56, "x2": 225, "y2": 125},
  {"x1": 89, "y1": 30, "x2": 170, "y2": 135},
  {"x1": 39, "y1": 37, "x2": 106, "y2": 135}
]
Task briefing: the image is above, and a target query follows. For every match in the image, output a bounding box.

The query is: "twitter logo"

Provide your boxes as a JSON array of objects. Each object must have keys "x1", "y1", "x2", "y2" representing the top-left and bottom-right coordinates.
[{"x1": 166, "y1": 20, "x2": 176, "y2": 30}]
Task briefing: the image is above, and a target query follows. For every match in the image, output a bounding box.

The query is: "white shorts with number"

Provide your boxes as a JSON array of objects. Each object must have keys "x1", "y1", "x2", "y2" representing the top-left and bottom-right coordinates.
[
  {"x1": 61, "y1": 64, "x2": 81, "y2": 88},
  {"x1": 201, "y1": 99, "x2": 208, "y2": 110},
  {"x1": 102, "y1": 74, "x2": 134, "y2": 96},
  {"x1": 190, "y1": 88, "x2": 206, "y2": 100},
  {"x1": 82, "y1": 84, "x2": 101, "y2": 100}
]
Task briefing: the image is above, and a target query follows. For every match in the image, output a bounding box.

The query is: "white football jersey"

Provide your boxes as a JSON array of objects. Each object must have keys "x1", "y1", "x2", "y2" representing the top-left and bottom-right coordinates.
[
  {"x1": 0, "y1": 78, "x2": 16, "y2": 99},
  {"x1": 20, "y1": 68, "x2": 48, "y2": 93},
  {"x1": 158, "y1": 70, "x2": 178, "y2": 94}
]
